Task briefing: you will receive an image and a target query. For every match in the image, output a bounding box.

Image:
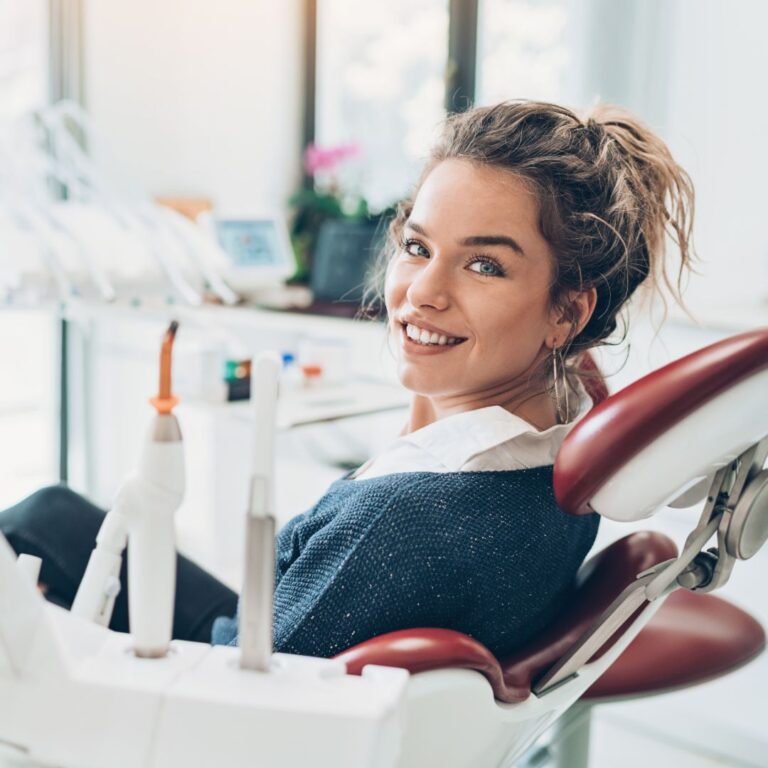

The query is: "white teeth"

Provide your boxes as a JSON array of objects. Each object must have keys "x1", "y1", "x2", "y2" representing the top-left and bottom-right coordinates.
[{"x1": 404, "y1": 323, "x2": 462, "y2": 346}]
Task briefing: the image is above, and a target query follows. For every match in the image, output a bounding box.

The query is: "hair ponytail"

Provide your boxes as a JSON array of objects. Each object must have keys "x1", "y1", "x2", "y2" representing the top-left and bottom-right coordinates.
[{"x1": 583, "y1": 103, "x2": 695, "y2": 305}]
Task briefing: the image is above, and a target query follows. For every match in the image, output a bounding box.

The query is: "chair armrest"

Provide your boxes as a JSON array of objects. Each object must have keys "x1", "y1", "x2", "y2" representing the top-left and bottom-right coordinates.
[{"x1": 334, "y1": 628, "x2": 525, "y2": 702}]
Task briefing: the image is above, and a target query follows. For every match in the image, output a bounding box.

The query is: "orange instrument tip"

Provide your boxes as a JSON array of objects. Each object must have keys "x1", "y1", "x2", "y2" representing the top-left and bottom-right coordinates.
[
  {"x1": 149, "y1": 395, "x2": 179, "y2": 415},
  {"x1": 154, "y1": 320, "x2": 179, "y2": 413}
]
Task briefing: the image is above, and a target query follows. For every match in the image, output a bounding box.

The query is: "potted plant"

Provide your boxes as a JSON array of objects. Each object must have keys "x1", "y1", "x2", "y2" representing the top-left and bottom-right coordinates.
[{"x1": 288, "y1": 143, "x2": 371, "y2": 284}]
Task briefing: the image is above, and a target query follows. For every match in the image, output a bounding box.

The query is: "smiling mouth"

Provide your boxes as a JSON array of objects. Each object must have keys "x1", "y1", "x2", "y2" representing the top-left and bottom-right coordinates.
[{"x1": 399, "y1": 322, "x2": 468, "y2": 347}]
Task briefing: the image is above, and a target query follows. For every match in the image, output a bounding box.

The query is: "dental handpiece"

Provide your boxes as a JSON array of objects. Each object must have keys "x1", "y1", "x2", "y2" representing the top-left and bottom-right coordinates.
[
  {"x1": 128, "y1": 321, "x2": 184, "y2": 658},
  {"x1": 239, "y1": 352, "x2": 281, "y2": 672},
  {"x1": 70, "y1": 505, "x2": 128, "y2": 626}
]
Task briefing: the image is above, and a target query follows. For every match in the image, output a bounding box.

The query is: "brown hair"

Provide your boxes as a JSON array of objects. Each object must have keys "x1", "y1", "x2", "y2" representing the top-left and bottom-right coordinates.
[{"x1": 364, "y1": 99, "x2": 695, "y2": 365}]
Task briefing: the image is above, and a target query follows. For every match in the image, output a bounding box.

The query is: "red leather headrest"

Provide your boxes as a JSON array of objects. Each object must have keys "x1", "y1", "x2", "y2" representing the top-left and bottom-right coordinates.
[{"x1": 555, "y1": 328, "x2": 768, "y2": 515}]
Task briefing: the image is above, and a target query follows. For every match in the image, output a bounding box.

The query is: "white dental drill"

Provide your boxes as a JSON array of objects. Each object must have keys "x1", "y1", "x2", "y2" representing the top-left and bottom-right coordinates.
[
  {"x1": 239, "y1": 351, "x2": 281, "y2": 672},
  {"x1": 72, "y1": 321, "x2": 184, "y2": 658}
]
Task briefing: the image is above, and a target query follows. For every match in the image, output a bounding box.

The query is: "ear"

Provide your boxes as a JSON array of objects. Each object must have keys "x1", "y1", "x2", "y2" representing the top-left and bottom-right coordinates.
[{"x1": 547, "y1": 287, "x2": 597, "y2": 347}]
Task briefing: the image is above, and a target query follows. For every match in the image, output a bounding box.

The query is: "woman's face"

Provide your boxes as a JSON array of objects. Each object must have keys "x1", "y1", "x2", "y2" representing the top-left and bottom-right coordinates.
[{"x1": 385, "y1": 158, "x2": 564, "y2": 414}]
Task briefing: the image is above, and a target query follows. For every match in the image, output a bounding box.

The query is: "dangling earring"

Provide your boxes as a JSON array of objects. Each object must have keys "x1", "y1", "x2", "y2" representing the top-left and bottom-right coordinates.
[{"x1": 552, "y1": 346, "x2": 570, "y2": 424}]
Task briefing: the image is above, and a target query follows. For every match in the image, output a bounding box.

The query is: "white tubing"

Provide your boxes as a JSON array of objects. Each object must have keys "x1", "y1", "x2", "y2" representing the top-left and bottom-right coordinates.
[{"x1": 250, "y1": 353, "x2": 281, "y2": 491}]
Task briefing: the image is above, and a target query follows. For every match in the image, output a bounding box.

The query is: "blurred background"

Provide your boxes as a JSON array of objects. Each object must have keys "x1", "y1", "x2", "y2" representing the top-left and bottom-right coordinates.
[
  {"x1": 1, "y1": 2, "x2": 767, "y2": 765},
  {"x1": 2, "y1": 0, "x2": 767, "y2": 503}
]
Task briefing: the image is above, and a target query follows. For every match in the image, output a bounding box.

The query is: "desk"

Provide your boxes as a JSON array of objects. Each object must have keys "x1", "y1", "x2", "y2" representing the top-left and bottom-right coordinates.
[{"x1": 190, "y1": 377, "x2": 410, "y2": 430}]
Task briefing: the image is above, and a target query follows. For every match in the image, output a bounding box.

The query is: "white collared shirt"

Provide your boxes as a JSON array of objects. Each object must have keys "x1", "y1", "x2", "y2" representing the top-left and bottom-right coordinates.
[{"x1": 351, "y1": 382, "x2": 592, "y2": 480}]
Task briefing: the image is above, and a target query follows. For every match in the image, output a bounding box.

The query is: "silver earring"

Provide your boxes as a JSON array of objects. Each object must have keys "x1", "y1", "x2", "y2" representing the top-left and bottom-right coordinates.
[{"x1": 552, "y1": 346, "x2": 570, "y2": 424}]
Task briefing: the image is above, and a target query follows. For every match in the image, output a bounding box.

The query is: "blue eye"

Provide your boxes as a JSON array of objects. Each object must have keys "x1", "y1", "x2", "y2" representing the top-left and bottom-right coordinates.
[
  {"x1": 400, "y1": 239, "x2": 506, "y2": 278},
  {"x1": 467, "y1": 255, "x2": 505, "y2": 277},
  {"x1": 402, "y1": 239, "x2": 429, "y2": 258}
]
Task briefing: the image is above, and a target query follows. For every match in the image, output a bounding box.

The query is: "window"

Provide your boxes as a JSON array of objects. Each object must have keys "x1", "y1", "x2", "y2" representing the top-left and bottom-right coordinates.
[
  {"x1": 314, "y1": 0, "x2": 450, "y2": 211},
  {"x1": 476, "y1": 0, "x2": 582, "y2": 106}
]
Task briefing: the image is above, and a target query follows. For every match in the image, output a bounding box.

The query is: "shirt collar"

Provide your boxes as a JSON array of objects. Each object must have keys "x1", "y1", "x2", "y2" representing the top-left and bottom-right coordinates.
[{"x1": 399, "y1": 379, "x2": 593, "y2": 472}]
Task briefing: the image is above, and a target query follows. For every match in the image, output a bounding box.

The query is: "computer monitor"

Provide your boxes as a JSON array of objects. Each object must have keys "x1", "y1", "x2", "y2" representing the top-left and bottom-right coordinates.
[{"x1": 212, "y1": 216, "x2": 296, "y2": 291}]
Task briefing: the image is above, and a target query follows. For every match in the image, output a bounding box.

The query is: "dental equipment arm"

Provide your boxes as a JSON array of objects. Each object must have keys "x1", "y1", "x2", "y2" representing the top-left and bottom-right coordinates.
[
  {"x1": 154, "y1": 205, "x2": 240, "y2": 306},
  {"x1": 239, "y1": 352, "x2": 281, "y2": 671},
  {"x1": 41, "y1": 101, "x2": 237, "y2": 306},
  {"x1": 71, "y1": 321, "x2": 184, "y2": 658}
]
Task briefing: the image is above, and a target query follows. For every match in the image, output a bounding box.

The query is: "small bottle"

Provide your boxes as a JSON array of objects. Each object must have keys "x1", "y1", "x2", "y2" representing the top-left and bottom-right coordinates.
[
  {"x1": 300, "y1": 363, "x2": 324, "y2": 388},
  {"x1": 280, "y1": 352, "x2": 304, "y2": 394},
  {"x1": 223, "y1": 359, "x2": 252, "y2": 401}
]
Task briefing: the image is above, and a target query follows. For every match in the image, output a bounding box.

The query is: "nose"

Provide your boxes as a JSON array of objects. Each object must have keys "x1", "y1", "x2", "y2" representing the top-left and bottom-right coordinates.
[{"x1": 405, "y1": 256, "x2": 452, "y2": 311}]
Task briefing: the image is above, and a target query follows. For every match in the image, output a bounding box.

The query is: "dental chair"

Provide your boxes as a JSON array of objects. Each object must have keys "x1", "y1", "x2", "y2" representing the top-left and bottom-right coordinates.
[
  {"x1": 335, "y1": 327, "x2": 768, "y2": 767},
  {"x1": 1, "y1": 328, "x2": 766, "y2": 768}
]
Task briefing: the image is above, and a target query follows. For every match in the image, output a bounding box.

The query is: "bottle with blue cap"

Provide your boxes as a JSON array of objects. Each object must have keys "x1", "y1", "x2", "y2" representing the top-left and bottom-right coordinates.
[{"x1": 280, "y1": 351, "x2": 304, "y2": 393}]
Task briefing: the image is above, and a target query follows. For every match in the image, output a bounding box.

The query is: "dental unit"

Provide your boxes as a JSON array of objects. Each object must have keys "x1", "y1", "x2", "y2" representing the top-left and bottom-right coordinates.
[
  {"x1": 0, "y1": 323, "x2": 408, "y2": 768},
  {"x1": 0, "y1": 328, "x2": 766, "y2": 768}
]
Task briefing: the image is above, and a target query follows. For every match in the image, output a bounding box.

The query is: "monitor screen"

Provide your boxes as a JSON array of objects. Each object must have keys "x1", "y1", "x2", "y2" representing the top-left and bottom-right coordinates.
[{"x1": 215, "y1": 219, "x2": 287, "y2": 268}]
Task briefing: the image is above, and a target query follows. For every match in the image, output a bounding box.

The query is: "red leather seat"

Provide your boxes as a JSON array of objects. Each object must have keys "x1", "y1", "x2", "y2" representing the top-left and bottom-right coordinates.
[{"x1": 335, "y1": 531, "x2": 766, "y2": 704}]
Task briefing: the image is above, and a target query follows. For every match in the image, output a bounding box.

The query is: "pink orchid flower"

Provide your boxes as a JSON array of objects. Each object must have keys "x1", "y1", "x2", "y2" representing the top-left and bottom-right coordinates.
[{"x1": 304, "y1": 143, "x2": 361, "y2": 176}]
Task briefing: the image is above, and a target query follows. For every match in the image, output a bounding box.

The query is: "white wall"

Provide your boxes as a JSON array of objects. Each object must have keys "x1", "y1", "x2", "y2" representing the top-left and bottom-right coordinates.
[
  {"x1": 82, "y1": 0, "x2": 304, "y2": 215},
  {"x1": 662, "y1": 0, "x2": 768, "y2": 316},
  {"x1": 582, "y1": 0, "x2": 768, "y2": 321}
]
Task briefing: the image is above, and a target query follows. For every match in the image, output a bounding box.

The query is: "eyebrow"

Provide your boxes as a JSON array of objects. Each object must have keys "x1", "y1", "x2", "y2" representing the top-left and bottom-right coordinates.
[{"x1": 405, "y1": 219, "x2": 526, "y2": 257}]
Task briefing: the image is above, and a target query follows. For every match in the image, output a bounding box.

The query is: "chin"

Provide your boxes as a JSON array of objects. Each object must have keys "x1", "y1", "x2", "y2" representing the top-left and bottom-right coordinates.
[{"x1": 397, "y1": 367, "x2": 451, "y2": 396}]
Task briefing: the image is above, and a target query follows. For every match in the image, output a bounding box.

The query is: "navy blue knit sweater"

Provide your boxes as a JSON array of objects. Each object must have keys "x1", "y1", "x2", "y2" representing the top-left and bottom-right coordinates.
[{"x1": 211, "y1": 467, "x2": 599, "y2": 658}]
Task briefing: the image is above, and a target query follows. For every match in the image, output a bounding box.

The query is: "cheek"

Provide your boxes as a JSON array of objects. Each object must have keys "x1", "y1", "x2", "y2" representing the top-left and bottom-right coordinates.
[{"x1": 474, "y1": 294, "x2": 551, "y2": 356}]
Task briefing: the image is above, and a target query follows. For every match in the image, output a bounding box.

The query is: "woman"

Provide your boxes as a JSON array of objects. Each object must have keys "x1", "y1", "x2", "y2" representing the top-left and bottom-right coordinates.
[{"x1": 1, "y1": 100, "x2": 694, "y2": 660}]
